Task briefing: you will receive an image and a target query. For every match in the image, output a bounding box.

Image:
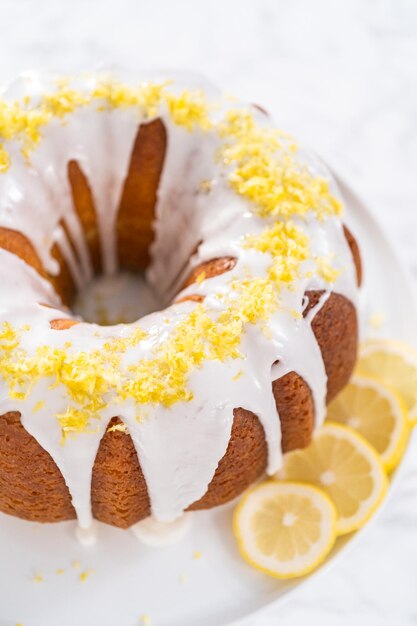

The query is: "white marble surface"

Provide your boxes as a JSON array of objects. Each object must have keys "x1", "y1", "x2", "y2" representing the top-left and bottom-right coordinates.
[{"x1": 1, "y1": 0, "x2": 417, "y2": 624}]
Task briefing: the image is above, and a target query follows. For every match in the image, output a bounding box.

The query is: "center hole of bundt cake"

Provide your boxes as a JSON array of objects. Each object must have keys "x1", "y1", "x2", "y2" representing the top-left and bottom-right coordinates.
[{"x1": 72, "y1": 272, "x2": 162, "y2": 325}]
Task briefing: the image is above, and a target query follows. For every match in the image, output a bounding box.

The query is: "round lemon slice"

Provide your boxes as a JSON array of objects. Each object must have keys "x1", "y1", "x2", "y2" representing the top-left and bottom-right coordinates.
[
  {"x1": 233, "y1": 482, "x2": 337, "y2": 578},
  {"x1": 278, "y1": 423, "x2": 388, "y2": 535},
  {"x1": 326, "y1": 376, "x2": 409, "y2": 472},
  {"x1": 357, "y1": 340, "x2": 417, "y2": 425}
]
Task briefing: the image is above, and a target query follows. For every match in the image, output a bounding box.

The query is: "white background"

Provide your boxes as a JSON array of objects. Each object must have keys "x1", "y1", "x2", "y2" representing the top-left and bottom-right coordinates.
[{"x1": 1, "y1": 0, "x2": 417, "y2": 624}]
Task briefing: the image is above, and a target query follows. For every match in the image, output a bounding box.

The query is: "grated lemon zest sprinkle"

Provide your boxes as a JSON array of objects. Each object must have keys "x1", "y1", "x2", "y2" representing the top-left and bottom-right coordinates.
[
  {"x1": 0, "y1": 79, "x2": 212, "y2": 169},
  {"x1": 244, "y1": 220, "x2": 310, "y2": 286},
  {"x1": 0, "y1": 79, "x2": 341, "y2": 227},
  {"x1": 369, "y1": 312, "x2": 385, "y2": 329},
  {"x1": 315, "y1": 256, "x2": 341, "y2": 283},
  {"x1": 33, "y1": 572, "x2": 43, "y2": 583},
  {"x1": 220, "y1": 108, "x2": 341, "y2": 221},
  {"x1": 0, "y1": 323, "x2": 147, "y2": 440},
  {"x1": 79, "y1": 569, "x2": 94, "y2": 582}
]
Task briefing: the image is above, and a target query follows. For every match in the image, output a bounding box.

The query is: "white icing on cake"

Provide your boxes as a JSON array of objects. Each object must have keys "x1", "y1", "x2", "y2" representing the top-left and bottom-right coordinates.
[
  {"x1": 75, "y1": 520, "x2": 98, "y2": 546},
  {"x1": 0, "y1": 71, "x2": 360, "y2": 530}
]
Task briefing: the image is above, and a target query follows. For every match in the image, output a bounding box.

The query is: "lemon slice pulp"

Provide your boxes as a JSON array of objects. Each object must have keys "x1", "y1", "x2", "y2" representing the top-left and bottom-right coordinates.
[
  {"x1": 233, "y1": 481, "x2": 337, "y2": 578},
  {"x1": 357, "y1": 340, "x2": 417, "y2": 424},
  {"x1": 327, "y1": 375, "x2": 409, "y2": 472},
  {"x1": 278, "y1": 423, "x2": 388, "y2": 535}
]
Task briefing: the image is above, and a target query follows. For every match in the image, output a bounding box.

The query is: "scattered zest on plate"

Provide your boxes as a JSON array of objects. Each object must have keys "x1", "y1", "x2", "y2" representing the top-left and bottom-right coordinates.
[
  {"x1": 357, "y1": 339, "x2": 417, "y2": 425},
  {"x1": 233, "y1": 482, "x2": 337, "y2": 579},
  {"x1": 327, "y1": 375, "x2": 410, "y2": 472},
  {"x1": 277, "y1": 423, "x2": 388, "y2": 535}
]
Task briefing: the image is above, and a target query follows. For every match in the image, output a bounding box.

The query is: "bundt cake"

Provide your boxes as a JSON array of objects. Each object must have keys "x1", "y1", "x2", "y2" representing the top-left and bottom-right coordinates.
[{"x1": 0, "y1": 72, "x2": 361, "y2": 531}]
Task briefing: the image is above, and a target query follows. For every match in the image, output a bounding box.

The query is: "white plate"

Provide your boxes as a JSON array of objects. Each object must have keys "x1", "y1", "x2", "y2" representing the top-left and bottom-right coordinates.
[{"x1": 1, "y1": 172, "x2": 416, "y2": 626}]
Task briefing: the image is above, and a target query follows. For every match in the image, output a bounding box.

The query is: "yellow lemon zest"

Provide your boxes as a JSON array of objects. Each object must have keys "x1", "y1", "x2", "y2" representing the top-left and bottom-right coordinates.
[{"x1": 220, "y1": 108, "x2": 341, "y2": 220}]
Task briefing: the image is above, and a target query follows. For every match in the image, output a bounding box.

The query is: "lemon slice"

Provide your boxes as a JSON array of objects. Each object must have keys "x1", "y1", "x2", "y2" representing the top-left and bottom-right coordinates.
[
  {"x1": 233, "y1": 482, "x2": 336, "y2": 578},
  {"x1": 357, "y1": 340, "x2": 417, "y2": 424},
  {"x1": 278, "y1": 423, "x2": 388, "y2": 535},
  {"x1": 327, "y1": 376, "x2": 409, "y2": 472}
]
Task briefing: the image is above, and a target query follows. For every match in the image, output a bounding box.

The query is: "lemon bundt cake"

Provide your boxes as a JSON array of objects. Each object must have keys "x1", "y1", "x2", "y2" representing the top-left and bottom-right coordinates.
[{"x1": 0, "y1": 72, "x2": 361, "y2": 531}]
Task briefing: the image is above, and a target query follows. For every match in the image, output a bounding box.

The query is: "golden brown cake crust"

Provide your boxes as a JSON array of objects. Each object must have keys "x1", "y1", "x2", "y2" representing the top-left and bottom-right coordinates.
[
  {"x1": 305, "y1": 291, "x2": 358, "y2": 402},
  {"x1": 68, "y1": 160, "x2": 102, "y2": 274},
  {"x1": 175, "y1": 294, "x2": 205, "y2": 304},
  {"x1": 0, "y1": 411, "x2": 75, "y2": 522},
  {"x1": 182, "y1": 257, "x2": 237, "y2": 289},
  {"x1": 0, "y1": 383, "x2": 312, "y2": 525},
  {"x1": 116, "y1": 119, "x2": 167, "y2": 270},
  {"x1": 189, "y1": 408, "x2": 267, "y2": 512},
  {"x1": 344, "y1": 224, "x2": 362, "y2": 286},
  {"x1": 0, "y1": 226, "x2": 75, "y2": 306},
  {"x1": 273, "y1": 371, "x2": 315, "y2": 452},
  {"x1": 91, "y1": 418, "x2": 151, "y2": 528},
  {"x1": 49, "y1": 318, "x2": 80, "y2": 330}
]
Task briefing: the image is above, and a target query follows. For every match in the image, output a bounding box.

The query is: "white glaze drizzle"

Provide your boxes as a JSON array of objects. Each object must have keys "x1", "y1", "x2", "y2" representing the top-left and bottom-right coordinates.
[
  {"x1": 0, "y1": 72, "x2": 359, "y2": 529},
  {"x1": 131, "y1": 512, "x2": 192, "y2": 547}
]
